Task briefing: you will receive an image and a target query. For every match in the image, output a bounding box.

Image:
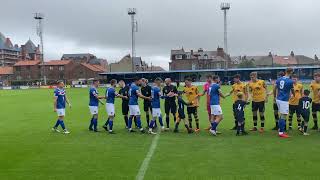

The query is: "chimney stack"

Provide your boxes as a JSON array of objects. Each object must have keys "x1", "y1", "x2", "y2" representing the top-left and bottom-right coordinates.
[{"x1": 290, "y1": 51, "x2": 295, "y2": 57}]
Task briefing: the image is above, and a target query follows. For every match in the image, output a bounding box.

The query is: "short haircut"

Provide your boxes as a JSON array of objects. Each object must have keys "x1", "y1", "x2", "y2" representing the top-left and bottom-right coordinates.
[
  {"x1": 237, "y1": 92, "x2": 243, "y2": 99},
  {"x1": 92, "y1": 79, "x2": 99, "y2": 84},
  {"x1": 212, "y1": 75, "x2": 219, "y2": 81},
  {"x1": 278, "y1": 71, "x2": 285, "y2": 77},
  {"x1": 57, "y1": 80, "x2": 64, "y2": 84},
  {"x1": 185, "y1": 77, "x2": 192, "y2": 82},
  {"x1": 286, "y1": 68, "x2": 294, "y2": 74},
  {"x1": 314, "y1": 72, "x2": 320, "y2": 77},
  {"x1": 304, "y1": 89, "x2": 310, "y2": 96},
  {"x1": 250, "y1": 72, "x2": 257, "y2": 77},
  {"x1": 133, "y1": 77, "x2": 140, "y2": 82},
  {"x1": 110, "y1": 79, "x2": 117, "y2": 85},
  {"x1": 155, "y1": 77, "x2": 162, "y2": 82},
  {"x1": 206, "y1": 74, "x2": 213, "y2": 79},
  {"x1": 233, "y1": 74, "x2": 241, "y2": 79},
  {"x1": 291, "y1": 74, "x2": 298, "y2": 78}
]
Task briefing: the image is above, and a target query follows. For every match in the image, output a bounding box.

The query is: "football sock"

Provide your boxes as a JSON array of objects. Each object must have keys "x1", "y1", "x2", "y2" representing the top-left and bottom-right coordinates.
[
  {"x1": 237, "y1": 124, "x2": 241, "y2": 134},
  {"x1": 253, "y1": 115, "x2": 258, "y2": 127},
  {"x1": 92, "y1": 118, "x2": 98, "y2": 130},
  {"x1": 211, "y1": 121, "x2": 218, "y2": 131},
  {"x1": 89, "y1": 117, "x2": 94, "y2": 129},
  {"x1": 297, "y1": 117, "x2": 301, "y2": 127},
  {"x1": 159, "y1": 116, "x2": 164, "y2": 127},
  {"x1": 134, "y1": 116, "x2": 138, "y2": 127},
  {"x1": 146, "y1": 114, "x2": 150, "y2": 126},
  {"x1": 108, "y1": 119, "x2": 113, "y2": 131},
  {"x1": 173, "y1": 114, "x2": 177, "y2": 125},
  {"x1": 288, "y1": 114, "x2": 293, "y2": 124},
  {"x1": 188, "y1": 114, "x2": 192, "y2": 128},
  {"x1": 241, "y1": 123, "x2": 245, "y2": 132},
  {"x1": 59, "y1": 120, "x2": 66, "y2": 130},
  {"x1": 124, "y1": 116, "x2": 128, "y2": 127},
  {"x1": 54, "y1": 119, "x2": 60, "y2": 128},
  {"x1": 304, "y1": 125, "x2": 308, "y2": 133},
  {"x1": 279, "y1": 119, "x2": 286, "y2": 134},
  {"x1": 149, "y1": 119, "x2": 155, "y2": 128},
  {"x1": 261, "y1": 115, "x2": 265, "y2": 128},
  {"x1": 104, "y1": 118, "x2": 109, "y2": 126},
  {"x1": 128, "y1": 116, "x2": 133, "y2": 129},
  {"x1": 301, "y1": 121, "x2": 305, "y2": 128},
  {"x1": 184, "y1": 124, "x2": 189, "y2": 130},
  {"x1": 175, "y1": 122, "x2": 179, "y2": 130},
  {"x1": 274, "y1": 113, "x2": 279, "y2": 126},
  {"x1": 166, "y1": 115, "x2": 170, "y2": 128},
  {"x1": 136, "y1": 116, "x2": 142, "y2": 129},
  {"x1": 312, "y1": 113, "x2": 318, "y2": 127}
]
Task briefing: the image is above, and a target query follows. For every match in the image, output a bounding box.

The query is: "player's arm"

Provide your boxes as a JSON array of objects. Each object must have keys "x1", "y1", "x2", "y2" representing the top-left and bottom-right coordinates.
[
  {"x1": 115, "y1": 92, "x2": 125, "y2": 99},
  {"x1": 219, "y1": 89, "x2": 226, "y2": 99},
  {"x1": 65, "y1": 95, "x2": 72, "y2": 108},
  {"x1": 244, "y1": 84, "x2": 249, "y2": 101},
  {"x1": 53, "y1": 96, "x2": 58, "y2": 112},
  {"x1": 273, "y1": 84, "x2": 278, "y2": 102},
  {"x1": 225, "y1": 88, "x2": 233, "y2": 97},
  {"x1": 247, "y1": 84, "x2": 252, "y2": 102},
  {"x1": 137, "y1": 90, "x2": 151, "y2": 100}
]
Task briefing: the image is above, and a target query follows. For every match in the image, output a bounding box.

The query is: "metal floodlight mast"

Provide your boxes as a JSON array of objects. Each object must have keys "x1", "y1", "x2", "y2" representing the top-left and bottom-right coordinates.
[
  {"x1": 221, "y1": 3, "x2": 230, "y2": 55},
  {"x1": 34, "y1": 13, "x2": 46, "y2": 84},
  {"x1": 128, "y1": 8, "x2": 138, "y2": 72}
]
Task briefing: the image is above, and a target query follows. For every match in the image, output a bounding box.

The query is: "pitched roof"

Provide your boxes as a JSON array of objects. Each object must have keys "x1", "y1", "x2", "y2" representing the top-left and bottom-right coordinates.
[
  {"x1": 14, "y1": 60, "x2": 41, "y2": 66},
  {"x1": 62, "y1": 53, "x2": 95, "y2": 59},
  {"x1": 43, "y1": 60, "x2": 71, "y2": 66},
  {"x1": 0, "y1": 66, "x2": 13, "y2": 75},
  {"x1": 24, "y1": 39, "x2": 37, "y2": 53},
  {"x1": 81, "y1": 63, "x2": 106, "y2": 72}
]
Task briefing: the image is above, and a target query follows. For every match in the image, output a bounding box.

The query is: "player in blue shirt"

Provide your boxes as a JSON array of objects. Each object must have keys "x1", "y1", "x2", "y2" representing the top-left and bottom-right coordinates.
[
  {"x1": 88, "y1": 80, "x2": 105, "y2": 132},
  {"x1": 102, "y1": 79, "x2": 125, "y2": 134},
  {"x1": 148, "y1": 78, "x2": 168, "y2": 134},
  {"x1": 275, "y1": 68, "x2": 294, "y2": 138},
  {"x1": 52, "y1": 81, "x2": 71, "y2": 134},
  {"x1": 298, "y1": 89, "x2": 312, "y2": 135},
  {"x1": 128, "y1": 77, "x2": 151, "y2": 133},
  {"x1": 209, "y1": 75, "x2": 226, "y2": 136}
]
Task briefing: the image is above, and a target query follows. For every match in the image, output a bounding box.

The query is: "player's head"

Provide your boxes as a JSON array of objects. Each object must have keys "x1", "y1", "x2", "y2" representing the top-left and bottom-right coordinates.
[
  {"x1": 154, "y1": 77, "x2": 162, "y2": 86},
  {"x1": 291, "y1": 74, "x2": 298, "y2": 83},
  {"x1": 286, "y1": 68, "x2": 294, "y2": 76},
  {"x1": 133, "y1": 77, "x2": 141, "y2": 85},
  {"x1": 303, "y1": 89, "x2": 310, "y2": 96},
  {"x1": 206, "y1": 74, "x2": 213, "y2": 83},
  {"x1": 212, "y1": 75, "x2": 220, "y2": 83},
  {"x1": 165, "y1": 78, "x2": 171, "y2": 85},
  {"x1": 278, "y1": 71, "x2": 285, "y2": 78},
  {"x1": 233, "y1": 74, "x2": 241, "y2": 83},
  {"x1": 237, "y1": 92, "x2": 244, "y2": 100},
  {"x1": 185, "y1": 77, "x2": 192, "y2": 87},
  {"x1": 92, "y1": 79, "x2": 100, "y2": 87},
  {"x1": 314, "y1": 72, "x2": 320, "y2": 82},
  {"x1": 57, "y1": 80, "x2": 64, "y2": 88},
  {"x1": 250, "y1": 72, "x2": 258, "y2": 81},
  {"x1": 118, "y1": 80, "x2": 125, "y2": 88},
  {"x1": 110, "y1": 79, "x2": 117, "y2": 87},
  {"x1": 141, "y1": 78, "x2": 148, "y2": 87}
]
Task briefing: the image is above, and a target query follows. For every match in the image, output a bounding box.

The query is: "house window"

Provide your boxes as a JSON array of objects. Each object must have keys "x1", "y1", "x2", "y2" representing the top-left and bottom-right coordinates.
[
  {"x1": 58, "y1": 66, "x2": 64, "y2": 71},
  {"x1": 16, "y1": 67, "x2": 21, "y2": 72},
  {"x1": 204, "y1": 54, "x2": 208, "y2": 59},
  {"x1": 49, "y1": 66, "x2": 53, "y2": 70},
  {"x1": 175, "y1": 55, "x2": 182, "y2": 60},
  {"x1": 186, "y1": 54, "x2": 191, "y2": 59}
]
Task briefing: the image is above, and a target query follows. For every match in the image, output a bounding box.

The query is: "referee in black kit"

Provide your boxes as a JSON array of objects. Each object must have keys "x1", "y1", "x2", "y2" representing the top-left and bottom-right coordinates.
[
  {"x1": 141, "y1": 78, "x2": 152, "y2": 128},
  {"x1": 163, "y1": 78, "x2": 178, "y2": 130}
]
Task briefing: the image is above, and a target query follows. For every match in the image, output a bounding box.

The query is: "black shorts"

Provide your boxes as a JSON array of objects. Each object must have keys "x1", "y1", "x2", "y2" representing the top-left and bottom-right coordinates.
[
  {"x1": 122, "y1": 102, "x2": 129, "y2": 115},
  {"x1": 289, "y1": 105, "x2": 300, "y2": 115},
  {"x1": 187, "y1": 107, "x2": 197, "y2": 115},
  {"x1": 273, "y1": 103, "x2": 278, "y2": 111},
  {"x1": 236, "y1": 117, "x2": 245, "y2": 123},
  {"x1": 178, "y1": 110, "x2": 186, "y2": 119},
  {"x1": 312, "y1": 103, "x2": 320, "y2": 112},
  {"x1": 301, "y1": 112, "x2": 310, "y2": 122},
  {"x1": 144, "y1": 101, "x2": 152, "y2": 112},
  {"x1": 252, "y1": 101, "x2": 265, "y2": 112},
  {"x1": 165, "y1": 100, "x2": 177, "y2": 114}
]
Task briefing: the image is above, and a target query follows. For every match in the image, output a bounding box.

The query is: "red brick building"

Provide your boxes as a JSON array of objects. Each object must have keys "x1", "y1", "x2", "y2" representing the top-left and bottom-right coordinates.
[
  {"x1": 13, "y1": 60, "x2": 41, "y2": 81},
  {"x1": 73, "y1": 63, "x2": 106, "y2": 79},
  {"x1": 42, "y1": 60, "x2": 76, "y2": 83},
  {"x1": 0, "y1": 66, "x2": 13, "y2": 85}
]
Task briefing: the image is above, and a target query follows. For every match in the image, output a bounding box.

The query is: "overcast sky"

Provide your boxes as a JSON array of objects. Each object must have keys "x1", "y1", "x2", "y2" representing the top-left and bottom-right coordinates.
[{"x1": 1, "y1": 0, "x2": 319, "y2": 69}]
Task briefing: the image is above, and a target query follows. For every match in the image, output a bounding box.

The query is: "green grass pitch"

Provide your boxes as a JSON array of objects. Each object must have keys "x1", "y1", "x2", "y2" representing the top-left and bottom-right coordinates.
[{"x1": 1, "y1": 86, "x2": 320, "y2": 180}]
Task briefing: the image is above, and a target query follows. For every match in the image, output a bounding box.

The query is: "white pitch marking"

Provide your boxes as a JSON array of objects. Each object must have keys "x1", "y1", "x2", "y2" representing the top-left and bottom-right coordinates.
[{"x1": 136, "y1": 132, "x2": 160, "y2": 180}]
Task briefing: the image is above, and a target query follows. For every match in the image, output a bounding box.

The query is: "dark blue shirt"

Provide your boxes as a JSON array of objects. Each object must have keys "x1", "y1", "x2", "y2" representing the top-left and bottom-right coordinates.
[
  {"x1": 233, "y1": 100, "x2": 248, "y2": 119},
  {"x1": 54, "y1": 88, "x2": 66, "y2": 109},
  {"x1": 151, "y1": 86, "x2": 161, "y2": 108},
  {"x1": 209, "y1": 83, "x2": 220, "y2": 105},
  {"x1": 106, "y1": 87, "x2": 117, "y2": 104},
  {"x1": 299, "y1": 96, "x2": 312, "y2": 115},
  {"x1": 89, "y1": 87, "x2": 99, "y2": 106},
  {"x1": 276, "y1": 76, "x2": 294, "y2": 101}
]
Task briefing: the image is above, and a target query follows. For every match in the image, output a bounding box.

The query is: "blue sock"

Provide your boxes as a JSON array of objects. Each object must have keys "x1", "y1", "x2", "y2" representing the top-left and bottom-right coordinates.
[
  {"x1": 279, "y1": 119, "x2": 286, "y2": 133},
  {"x1": 89, "y1": 118, "x2": 93, "y2": 129},
  {"x1": 92, "y1": 118, "x2": 98, "y2": 130},
  {"x1": 60, "y1": 120, "x2": 66, "y2": 130},
  {"x1": 136, "y1": 116, "x2": 142, "y2": 128},
  {"x1": 54, "y1": 119, "x2": 60, "y2": 128},
  {"x1": 128, "y1": 116, "x2": 133, "y2": 129},
  {"x1": 108, "y1": 119, "x2": 113, "y2": 131},
  {"x1": 159, "y1": 116, "x2": 164, "y2": 127},
  {"x1": 149, "y1": 119, "x2": 155, "y2": 128},
  {"x1": 211, "y1": 121, "x2": 218, "y2": 131}
]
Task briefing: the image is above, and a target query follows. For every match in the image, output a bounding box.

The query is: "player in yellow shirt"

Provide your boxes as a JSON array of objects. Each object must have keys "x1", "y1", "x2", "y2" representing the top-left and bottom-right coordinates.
[
  {"x1": 226, "y1": 74, "x2": 248, "y2": 130},
  {"x1": 247, "y1": 72, "x2": 269, "y2": 132},
  {"x1": 183, "y1": 77, "x2": 200, "y2": 132},
  {"x1": 310, "y1": 73, "x2": 320, "y2": 130},
  {"x1": 288, "y1": 74, "x2": 303, "y2": 130}
]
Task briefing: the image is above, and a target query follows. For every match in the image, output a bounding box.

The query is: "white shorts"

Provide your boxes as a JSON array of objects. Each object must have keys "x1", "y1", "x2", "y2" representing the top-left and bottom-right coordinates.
[
  {"x1": 129, "y1": 105, "x2": 140, "y2": 116},
  {"x1": 89, "y1": 106, "x2": 99, "y2": 115},
  {"x1": 211, "y1": 105, "x2": 223, "y2": 116},
  {"x1": 276, "y1": 99, "x2": 289, "y2": 115},
  {"x1": 56, "y1": 109, "x2": 65, "y2": 116},
  {"x1": 106, "y1": 103, "x2": 115, "y2": 116},
  {"x1": 152, "y1": 108, "x2": 162, "y2": 118}
]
